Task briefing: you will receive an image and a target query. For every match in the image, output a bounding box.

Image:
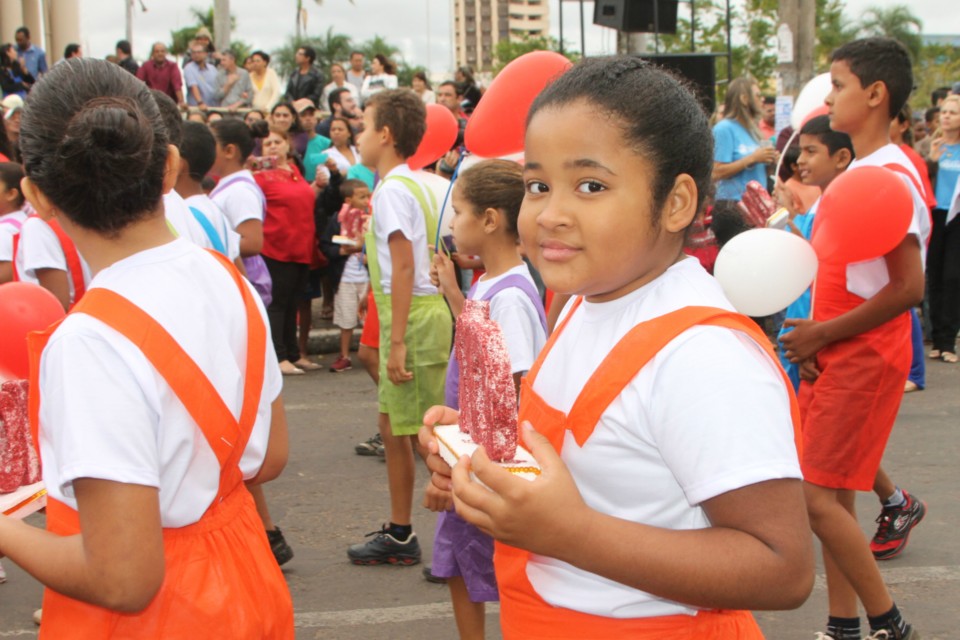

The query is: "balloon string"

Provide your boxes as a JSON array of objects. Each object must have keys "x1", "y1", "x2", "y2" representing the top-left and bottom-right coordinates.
[
  {"x1": 434, "y1": 153, "x2": 465, "y2": 256},
  {"x1": 774, "y1": 128, "x2": 800, "y2": 186}
]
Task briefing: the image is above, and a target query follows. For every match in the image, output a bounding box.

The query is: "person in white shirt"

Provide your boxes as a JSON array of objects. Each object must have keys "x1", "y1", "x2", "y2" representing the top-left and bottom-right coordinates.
[
  {"x1": 360, "y1": 54, "x2": 398, "y2": 106},
  {"x1": 0, "y1": 161, "x2": 27, "y2": 283}
]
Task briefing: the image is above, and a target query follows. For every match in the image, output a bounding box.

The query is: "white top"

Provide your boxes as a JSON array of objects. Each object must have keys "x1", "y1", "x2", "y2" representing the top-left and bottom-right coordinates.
[
  {"x1": 326, "y1": 144, "x2": 360, "y2": 175},
  {"x1": 38, "y1": 239, "x2": 282, "y2": 527},
  {"x1": 341, "y1": 253, "x2": 369, "y2": 284},
  {"x1": 184, "y1": 193, "x2": 242, "y2": 260},
  {"x1": 372, "y1": 164, "x2": 438, "y2": 296},
  {"x1": 15, "y1": 216, "x2": 92, "y2": 306},
  {"x1": 527, "y1": 257, "x2": 801, "y2": 619},
  {"x1": 164, "y1": 191, "x2": 209, "y2": 247},
  {"x1": 210, "y1": 170, "x2": 266, "y2": 229},
  {"x1": 360, "y1": 73, "x2": 398, "y2": 104},
  {"x1": 251, "y1": 67, "x2": 281, "y2": 113},
  {"x1": 0, "y1": 210, "x2": 27, "y2": 262},
  {"x1": 845, "y1": 144, "x2": 930, "y2": 299},
  {"x1": 417, "y1": 89, "x2": 436, "y2": 105},
  {"x1": 472, "y1": 263, "x2": 546, "y2": 374}
]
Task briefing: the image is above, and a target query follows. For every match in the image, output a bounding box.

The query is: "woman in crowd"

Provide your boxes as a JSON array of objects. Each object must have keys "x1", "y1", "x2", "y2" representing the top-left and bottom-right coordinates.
[
  {"x1": 269, "y1": 101, "x2": 308, "y2": 158},
  {"x1": 0, "y1": 44, "x2": 34, "y2": 98},
  {"x1": 254, "y1": 127, "x2": 319, "y2": 375},
  {"x1": 360, "y1": 54, "x2": 398, "y2": 105},
  {"x1": 455, "y1": 65, "x2": 481, "y2": 113},
  {"x1": 249, "y1": 50, "x2": 281, "y2": 113},
  {"x1": 321, "y1": 62, "x2": 359, "y2": 112},
  {"x1": 412, "y1": 71, "x2": 435, "y2": 104},
  {"x1": 244, "y1": 108, "x2": 265, "y2": 127},
  {"x1": 325, "y1": 115, "x2": 360, "y2": 175},
  {"x1": 712, "y1": 77, "x2": 778, "y2": 203}
]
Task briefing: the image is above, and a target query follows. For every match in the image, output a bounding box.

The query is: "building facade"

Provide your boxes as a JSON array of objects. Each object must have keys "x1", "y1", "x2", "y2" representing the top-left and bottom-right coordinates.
[
  {"x1": 0, "y1": 0, "x2": 81, "y2": 67},
  {"x1": 453, "y1": 0, "x2": 550, "y2": 72}
]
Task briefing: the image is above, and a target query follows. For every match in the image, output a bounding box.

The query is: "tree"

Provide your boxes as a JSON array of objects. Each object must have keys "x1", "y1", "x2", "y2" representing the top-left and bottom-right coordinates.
[
  {"x1": 492, "y1": 36, "x2": 578, "y2": 74},
  {"x1": 858, "y1": 5, "x2": 923, "y2": 60},
  {"x1": 815, "y1": 0, "x2": 857, "y2": 69},
  {"x1": 273, "y1": 27, "x2": 353, "y2": 78},
  {"x1": 357, "y1": 35, "x2": 402, "y2": 65},
  {"x1": 169, "y1": 4, "x2": 249, "y2": 62},
  {"x1": 740, "y1": 0, "x2": 778, "y2": 87}
]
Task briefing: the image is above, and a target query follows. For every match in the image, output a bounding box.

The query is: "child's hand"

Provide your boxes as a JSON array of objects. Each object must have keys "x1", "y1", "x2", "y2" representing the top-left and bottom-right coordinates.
[
  {"x1": 325, "y1": 157, "x2": 340, "y2": 175},
  {"x1": 387, "y1": 342, "x2": 413, "y2": 385},
  {"x1": 419, "y1": 406, "x2": 459, "y2": 497},
  {"x1": 431, "y1": 252, "x2": 458, "y2": 296},
  {"x1": 452, "y1": 422, "x2": 591, "y2": 558},
  {"x1": 799, "y1": 358, "x2": 821, "y2": 382},
  {"x1": 780, "y1": 319, "x2": 828, "y2": 363}
]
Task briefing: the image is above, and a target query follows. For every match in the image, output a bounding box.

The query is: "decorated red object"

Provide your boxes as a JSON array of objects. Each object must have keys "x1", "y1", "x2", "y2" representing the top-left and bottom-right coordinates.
[
  {"x1": 811, "y1": 165, "x2": 913, "y2": 264},
  {"x1": 802, "y1": 105, "x2": 830, "y2": 127},
  {"x1": 738, "y1": 181, "x2": 777, "y2": 228},
  {"x1": 407, "y1": 103, "x2": 459, "y2": 171},
  {"x1": 0, "y1": 282, "x2": 66, "y2": 380},
  {"x1": 337, "y1": 203, "x2": 369, "y2": 241},
  {"x1": 455, "y1": 300, "x2": 517, "y2": 462},
  {"x1": 464, "y1": 51, "x2": 573, "y2": 157},
  {"x1": 0, "y1": 380, "x2": 40, "y2": 493}
]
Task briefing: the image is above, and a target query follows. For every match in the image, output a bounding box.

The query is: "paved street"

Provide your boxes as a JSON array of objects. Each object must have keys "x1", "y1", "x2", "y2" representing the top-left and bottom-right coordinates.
[{"x1": 0, "y1": 343, "x2": 957, "y2": 639}]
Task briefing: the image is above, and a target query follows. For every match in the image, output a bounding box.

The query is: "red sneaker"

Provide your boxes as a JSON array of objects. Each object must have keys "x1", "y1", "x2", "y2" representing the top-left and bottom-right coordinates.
[
  {"x1": 870, "y1": 490, "x2": 927, "y2": 560},
  {"x1": 330, "y1": 356, "x2": 353, "y2": 373}
]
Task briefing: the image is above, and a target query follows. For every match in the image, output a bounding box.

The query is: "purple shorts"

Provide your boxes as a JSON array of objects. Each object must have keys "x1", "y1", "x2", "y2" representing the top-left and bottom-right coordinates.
[{"x1": 431, "y1": 510, "x2": 499, "y2": 602}]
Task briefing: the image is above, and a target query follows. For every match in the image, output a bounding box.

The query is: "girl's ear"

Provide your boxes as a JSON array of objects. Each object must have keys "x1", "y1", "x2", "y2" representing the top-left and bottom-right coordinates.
[
  {"x1": 662, "y1": 174, "x2": 698, "y2": 234},
  {"x1": 163, "y1": 144, "x2": 181, "y2": 194},
  {"x1": 21, "y1": 176, "x2": 53, "y2": 218},
  {"x1": 482, "y1": 206, "x2": 500, "y2": 233}
]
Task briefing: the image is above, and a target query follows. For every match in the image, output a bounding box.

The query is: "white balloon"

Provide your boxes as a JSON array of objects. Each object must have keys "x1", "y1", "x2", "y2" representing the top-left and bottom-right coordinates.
[
  {"x1": 714, "y1": 228, "x2": 818, "y2": 317},
  {"x1": 790, "y1": 72, "x2": 832, "y2": 130},
  {"x1": 413, "y1": 170, "x2": 457, "y2": 238}
]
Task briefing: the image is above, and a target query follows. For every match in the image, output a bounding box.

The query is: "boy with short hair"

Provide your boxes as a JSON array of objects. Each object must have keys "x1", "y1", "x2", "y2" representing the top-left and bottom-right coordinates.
[
  {"x1": 329, "y1": 179, "x2": 372, "y2": 373},
  {"x1": 347, "y1": 89, "x2": 451, "y2": 564},
  {"x1": 781, "y1": 37, "x2": 927, "y2": 640}
]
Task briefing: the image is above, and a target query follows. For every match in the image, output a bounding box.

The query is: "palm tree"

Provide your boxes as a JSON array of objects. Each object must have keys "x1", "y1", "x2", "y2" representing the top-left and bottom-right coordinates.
[
  {"x1": 273, "y1": 28, "x2": 354, "y2": 78},
  {"x1": 858, "y1": 5, "x2": 923, "y2": 60}
]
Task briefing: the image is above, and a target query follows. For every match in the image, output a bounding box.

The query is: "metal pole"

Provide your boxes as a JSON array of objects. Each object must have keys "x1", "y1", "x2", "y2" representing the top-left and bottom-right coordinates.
[
  {"x1": 725, "y1": 0, "x2": 732, "y2": 81},
  {"x1": 214, "y1": 0, "x2": 231, "y2": 51},
  {"x1": 653, "y1": 0, "x2": 659, "y2": 54},
  {"x1": 426, "y1": 0, "x2": 431, "y2": 71},
  {"x1": 579, "y1": 0, "x2": 585, "y2": 57},
  {"x1": 125, "y1": 0, "x2": 133, "y2": 45},
  {"x1": 558, "y1": 0, "x2": 564, "y2": 55},
  {"x1": 690, "y1": 0, "x2": 695, "y2": 52}
]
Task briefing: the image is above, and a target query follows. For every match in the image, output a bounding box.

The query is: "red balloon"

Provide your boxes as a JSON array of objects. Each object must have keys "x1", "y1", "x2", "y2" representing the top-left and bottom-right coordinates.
[
  {"x1": 811, "y1": 166, "x2": 914, "y2": 264},
  {"x1": 407, "y1": 104, "x2": 459, "y2": 171},
  {"x1": 0, "y1": 282, "x2": 66, "y2": 379},
  {"x1": 465, "y1": 51, "x2": 573, "y2": 157},
  {"x1": 802, "y1": 105, "x2": 830, "y2": 127}
]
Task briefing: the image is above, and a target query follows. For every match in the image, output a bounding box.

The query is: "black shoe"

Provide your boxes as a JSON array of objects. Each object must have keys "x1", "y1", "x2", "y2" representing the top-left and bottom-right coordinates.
[
  {"x1": 865, "y1": 623, "x2": 919, "y2": 639},
  {"x1": 348, "y1": 526, "x2": 421, "y2": 566},
  {"x1": 422, "y1": 564, "x2": 448, "y2": 584},
  {"x1": 870, "y1": 491, "x2": 926, "y2": 560},
  {"x1": 355, "y1": 432, "x2": 383, "y2": 456},
  {"x1": 267, "y1": 527, "x2": 294, "y2": 566}
]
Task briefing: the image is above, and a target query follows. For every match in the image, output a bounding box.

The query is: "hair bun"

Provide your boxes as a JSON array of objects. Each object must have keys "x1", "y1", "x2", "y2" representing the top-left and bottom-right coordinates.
[{"x1": 60, "y1": 96, "x2": 155, "y2": 178}]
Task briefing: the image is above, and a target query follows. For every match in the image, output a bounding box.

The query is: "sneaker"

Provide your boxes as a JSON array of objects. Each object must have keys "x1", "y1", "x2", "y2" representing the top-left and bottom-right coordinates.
[
  {"x1": 330, "y1": 356, "x2": 353, "y2": 372},
  {"x1": 355, "y1": 432, "x2": 383, "y2": 456},
  {"x1": 266, "y1": 527, "x2": 294, "y2": 566},
  {"x1": 865, "y1": 624, "x2": 918, "y2": 639},
  {"x1": 871, "y1": 491, "x2": 927, "y2": 560},
  {"x1": 422, "y1": 564, "x2": 448, "y2": 584},
  {"x1": 348, "y1": 526, "x2": 421, "y2": 565},
  {"x1": 32, "y1": 609, "x2": 41, "y2": 626}
]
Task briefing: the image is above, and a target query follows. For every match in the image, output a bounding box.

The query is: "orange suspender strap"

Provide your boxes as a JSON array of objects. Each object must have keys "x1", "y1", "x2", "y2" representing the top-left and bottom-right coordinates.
[
  {"x1": 11, "y1": 232, "x2": 20, "y2": 281},
  {"x1": 45, "y1": 219, "x2": 86, "y2": 306}
]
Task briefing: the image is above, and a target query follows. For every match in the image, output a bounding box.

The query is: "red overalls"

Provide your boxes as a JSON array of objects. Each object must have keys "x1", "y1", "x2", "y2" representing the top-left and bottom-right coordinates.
[
  {"x1": 27, "y1": 252, "x2": 294, "y2": 639},
  {"x1": 495, "y1": 299, "x2": 803, "y2": 640}
]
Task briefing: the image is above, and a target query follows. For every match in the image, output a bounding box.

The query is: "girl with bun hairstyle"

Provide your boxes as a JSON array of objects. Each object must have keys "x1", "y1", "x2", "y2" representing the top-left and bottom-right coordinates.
[{"x1": 0, "y1": 58, "x2": 294, "y2": 638}]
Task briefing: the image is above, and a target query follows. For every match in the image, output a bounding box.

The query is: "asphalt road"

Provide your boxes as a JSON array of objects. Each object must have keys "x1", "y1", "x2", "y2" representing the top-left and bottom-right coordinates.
[{"x1": 0, "y1": 344, "x2": 957, "y2": 639}]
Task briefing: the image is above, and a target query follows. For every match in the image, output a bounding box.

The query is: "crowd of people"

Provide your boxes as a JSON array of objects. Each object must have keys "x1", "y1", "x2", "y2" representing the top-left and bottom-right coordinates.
[{"x1": 0, "y1": 26, "x2": 956, "y2": 640}]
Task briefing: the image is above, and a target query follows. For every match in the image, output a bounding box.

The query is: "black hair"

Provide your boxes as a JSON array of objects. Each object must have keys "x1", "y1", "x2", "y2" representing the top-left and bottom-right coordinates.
[
  {"x1": 366, "y1": 89, "x2": 426, "y2": 159},
  {"x1": 373, "y1": 54, "x2": 396, "y2": 75},
  {"x1": 16, "y1": 27, "x2": 30, "y2": 39},
  {"x1": 329, "y1": 116, "x2": 356, "y2": 146},
  {"x1": 799, "y1": 114, "x2": 854, "y2": 157},
  {"x1": 710, "y1": 201, "x2": 752, "y2": 248},
  {"x1": 527, "y1": 56, "x2": 714, "y2": 219},
  {"x1": 778, "y1": 143, "x2": 801, "y2": 183},
  {"x1": 762, "y1": 95, "x2": 776, "y2": 106},
  {"x1": 116, "y1": 40, "x2": 132, "y2": 56},
  {"x1": 413, "y1": 71, "x2": 431, "y2": 90},
  {"x1": 0, "y1": 162, "x2": 25, "y2": 207},
  {"x1": 151, "y1": 89, "x2": 183, "y2": 147},
  {"x1": 270, "y1": 101, "x2": 301, "y2": 134},
  {"x1": 180, "y1": 121, "x2": 217, "y2": 181},
  {"x1": 251, "y1": 50, "x2": 270, "y2": 64},
  {"x1": 0, "y1": 45, "x2": 19, "y2": 70},
  {"x1": 0, "y1": 112, "x2": 14, "y2": 160},
  {"x1": 457, "y1": 159, "x2": 524, "y2": 236},
  {"x1": 925, "y1": 106, "x2": 940, "y2": 124},
  {"x1": 328, "y1": 86, "x2": 351, "y2": 112},
  {"x1": 210, "y1": 117, "x2": 265, "y2": 160},
  {"x1": 350, "y1": 51, "x2": 364, "y2": 59},
  {"x1": 299, "y1": 46, "x2": 317, "y2": 65},
  {"x1": 20, "y1": 58, "x2": 169, "y2": 235},
  {"x1": 932, "y1": 87, "x2": 951, "y2": 106},
  {"x1": 340, "y1": 179, "x2": 369, "y2": 200},
  {"x1": 439, "y1": 80, "x2": 461, "y2": 95},
  {"x1": 64, "y1": 43, "x2": 81, "y2": 59},
  {"x1": 831, "y1": 37, "x2": 913, "y2": 118},
  {"x1": 894, "y1": 103, "x2": 915, "y2": 146}
]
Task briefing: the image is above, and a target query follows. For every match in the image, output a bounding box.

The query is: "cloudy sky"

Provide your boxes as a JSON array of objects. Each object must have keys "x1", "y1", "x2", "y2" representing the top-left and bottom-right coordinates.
[{"x1": 74, "y1": 0, "x2": 959, "y2": 75}]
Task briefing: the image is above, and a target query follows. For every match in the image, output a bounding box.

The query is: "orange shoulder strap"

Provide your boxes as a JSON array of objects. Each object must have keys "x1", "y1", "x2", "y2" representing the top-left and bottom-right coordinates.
[{"x1": 45, "y1": 219, "x2": 86, "y2": 307}]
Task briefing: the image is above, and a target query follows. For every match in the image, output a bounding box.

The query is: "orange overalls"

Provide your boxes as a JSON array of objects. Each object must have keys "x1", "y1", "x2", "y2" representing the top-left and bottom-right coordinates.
[
  {"x1": 27, "y1": 252, "x2": 294, "y2": 639},
  {"x1": 13, "y1": 217, "x2": 86, "y2": 307},
  {"x1": 495, "y1": 300, "x2": 803, "y2": 640}
]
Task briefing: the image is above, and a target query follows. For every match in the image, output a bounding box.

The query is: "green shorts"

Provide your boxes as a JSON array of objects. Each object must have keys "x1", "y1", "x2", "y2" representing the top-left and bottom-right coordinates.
[{"x1": 376, "y1": 293, "x2": 452, "y2": 435}]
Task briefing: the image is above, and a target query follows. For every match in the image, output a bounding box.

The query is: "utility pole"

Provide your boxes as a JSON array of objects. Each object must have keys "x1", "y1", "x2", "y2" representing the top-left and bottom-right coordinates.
[
  {"x1": 125, "y1": 0, "x2": 133, "y2": 45},
  {"x1": 776, "y1": 0, "x2": 815, "y2": 99},
  {"x1": 214, "y1": 0, "x2": 231, "y2": 51}
]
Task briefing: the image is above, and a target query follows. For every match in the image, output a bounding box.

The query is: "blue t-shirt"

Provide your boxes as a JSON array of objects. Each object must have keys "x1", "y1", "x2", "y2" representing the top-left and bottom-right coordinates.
[
  {"x1": 713, "y1": 119, "x2": 766, "y2": 201},
  {"x1": 347, "y1": 164, "x2": 376, "y2": 191},
  {"x1": 777, "y1": 206, "x2": 817, "y2": 392},
  {"x1": 935, "y1": 142, "x2": 960, "y2": 210},
  {"x1": 183, "y1": 62, "x2": 219, "y2": 106}
]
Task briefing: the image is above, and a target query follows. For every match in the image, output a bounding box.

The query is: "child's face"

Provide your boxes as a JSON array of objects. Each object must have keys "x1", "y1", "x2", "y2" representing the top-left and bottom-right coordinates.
[
  {"x1": 357, "y1": 106, "x2": 382, "y2": 167},
  {"x1": 826, "y1": 60, "x2": 873, "y2": 135},
  {"x1": 346, "y1": 188, "x2": 371, "y2": 212},
  {"x1": 519, "y1": 100, "x2": 689, "y2": 302},
  {"x1": 449, "y1": 183, "x2": 485, "y2": 255},
  {"x1": 797, "y1": 133, "x2": 845, "y2": 189}
]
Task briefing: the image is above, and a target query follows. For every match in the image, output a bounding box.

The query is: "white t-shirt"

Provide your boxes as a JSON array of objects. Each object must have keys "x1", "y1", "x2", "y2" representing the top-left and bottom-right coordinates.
[
  {"x1": 184, "y1": 193, "x2": 242, "y2": 260},
  {"x1": 164, "y1": 190, "x2": 209, "y2": 248},
  {"x1": 326, "y1": 145, "x2": 360, "y2": 175},
  {"x1": 0, "y1": 210, "x2": 27, "y2": 262},
  {"x1": 15, "y1": 216, "x2": 92, "y2": 306},
  {"x1": 341, "y1": 253, "x2": 369, "y2": 284},
  {"x1": 38, "y1": 239, "x2": 282, "y2": 528},
  {"x1": 372, "y1": 164, "x2": 438, "y2": 296},
  {"x1": 471, "y1": 263, "x2": 546, "y2": 374},
  {"x1": 526, "y1": 257, "x2": 801, "y2": 619},
  {"x1": 210, "y1": 170, "x2": 266, "y2": 229},
  {"x1": 845, "y1": 144, "x2": 930, "y2": 299}
]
